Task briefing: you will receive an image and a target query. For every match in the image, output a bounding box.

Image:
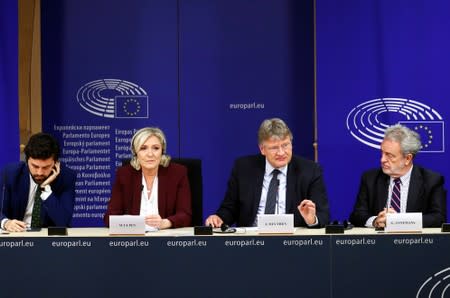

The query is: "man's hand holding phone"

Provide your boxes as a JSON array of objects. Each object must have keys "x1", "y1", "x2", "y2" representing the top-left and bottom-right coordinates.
[{"x1": 41, "y1": 161, "x2": 60, "y2": 187}]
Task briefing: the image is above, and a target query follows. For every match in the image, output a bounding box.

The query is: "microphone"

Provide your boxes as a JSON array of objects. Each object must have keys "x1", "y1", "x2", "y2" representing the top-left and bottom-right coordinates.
[
  {"x1": 125, "y1": 185, "x2": 144, "y2": 215},
  {"x1": 220, "y1": 223, "x2": 236, "y2": 233},
  {"x1": 275, "y1": 179, "x2": 280, "y2": 214},
  {"x1": 1, "y1": 169, "x2": 8, "y2": 232},
  {"x1": 211, "y1": 223, "x2": 236, "y2": 233},
  {"x1": 376, "y1": 187, "x2": 392, "y2": 231},
  {"x1": 385, "y1": 187, "x2": 391, "y2": 211},
  {"x1": 1, "y1": 170, "x2": 5, "y2": 209}
]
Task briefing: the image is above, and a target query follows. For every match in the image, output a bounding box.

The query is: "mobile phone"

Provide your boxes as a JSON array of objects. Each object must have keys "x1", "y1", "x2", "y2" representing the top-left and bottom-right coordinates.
[{"x1": 26, "y1": 227, "x2": 42, "y2": 232}]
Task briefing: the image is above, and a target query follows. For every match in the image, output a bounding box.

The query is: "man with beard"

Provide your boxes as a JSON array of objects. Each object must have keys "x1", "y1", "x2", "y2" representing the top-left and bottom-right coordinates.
[
  {"x1": 350, "y1": 124, "x2": 446, "y2": 228},
  {"x1": 0, "y1": 133, "x2": 76, "y2": 232}
]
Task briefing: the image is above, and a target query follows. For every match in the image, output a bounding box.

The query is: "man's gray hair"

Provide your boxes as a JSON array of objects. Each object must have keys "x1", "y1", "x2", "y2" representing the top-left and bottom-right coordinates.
[
  {"x1": 258, "y1": 118, "x2": 293, "y2": 145},
  {"x1": 384, "y1": 124, "x2": 422, "y2": 156}
]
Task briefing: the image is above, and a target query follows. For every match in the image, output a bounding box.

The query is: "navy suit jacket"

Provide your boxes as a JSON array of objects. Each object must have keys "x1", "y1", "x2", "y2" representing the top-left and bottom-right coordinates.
[
  {"x1": 216, "y1": 155, "x2": 330, "y2": 227},
  {"x1": 0, "y1": 162, "x2": 76, "y2": 227},
  {"x1": 103, "y1": 163, "x2": 192, "y2": 228},
  {"x1": 349, "y1": 165, "x2": 447, "y2": 228}
]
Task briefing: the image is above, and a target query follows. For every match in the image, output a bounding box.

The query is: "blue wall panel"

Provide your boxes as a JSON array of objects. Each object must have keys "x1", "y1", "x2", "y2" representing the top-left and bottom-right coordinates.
[
  {"x1": 41, "y1": 0, "x2": 315, "y2": 226},
  {"x1": 179, "y1": 0, "x2": 315, "y2": 217}
]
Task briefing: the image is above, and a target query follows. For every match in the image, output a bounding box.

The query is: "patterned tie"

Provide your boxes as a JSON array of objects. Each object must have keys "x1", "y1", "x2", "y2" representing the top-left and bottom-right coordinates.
[
  {"x1": 31, "y1": 186, "x2": 42, "y2": 228},
  {"x1": 265, "y1": 169, "x2": 280, "y2": 214},
  {"x1": 390, "y1": 178, "x2": 401, "y2": 213}
]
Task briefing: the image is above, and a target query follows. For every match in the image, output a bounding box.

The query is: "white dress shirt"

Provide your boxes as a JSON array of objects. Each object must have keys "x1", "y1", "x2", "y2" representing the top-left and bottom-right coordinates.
[
  {"x1": 1, "y1": 175, "x2": 52, "y2": 229},
  {"x1": 23, "y1": 176, "x2": 52, "y2": 226},
  {"x1": 139, "y1": 175, "x2": 159, "y2": 230},
  {"x1": 365, "y1": 166, "x2": 413, "y2": 227},
  {"x1": 253, "y1": 162, "x2": 288, "y2": 226}
]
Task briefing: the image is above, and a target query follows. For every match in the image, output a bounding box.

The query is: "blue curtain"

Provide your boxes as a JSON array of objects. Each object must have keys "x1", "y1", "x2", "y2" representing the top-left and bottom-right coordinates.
[{"x1": 0, "y1": 0, "x2": 19, "y2": 168}]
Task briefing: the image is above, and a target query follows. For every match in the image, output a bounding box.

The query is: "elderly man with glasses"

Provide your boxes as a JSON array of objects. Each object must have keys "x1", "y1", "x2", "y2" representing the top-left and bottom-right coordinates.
[
  {"x1": 206, "y1": 118, "x2": 330, "y2": 228},
  {"x1": 350, "y1": 124, "x2": 446, "y2": 228}
]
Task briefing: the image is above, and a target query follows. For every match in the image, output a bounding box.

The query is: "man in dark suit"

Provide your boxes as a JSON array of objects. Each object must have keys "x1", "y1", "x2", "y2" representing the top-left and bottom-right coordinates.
[
  {"x1": 0, "y1": 133, "x2": 76, "y2": 232},
  {"x1": 350, "y1": 124, "x2": 446, "y2": 228},
  {"x1": 205, "y1": 118, "x2": 329, "y2": 228}
]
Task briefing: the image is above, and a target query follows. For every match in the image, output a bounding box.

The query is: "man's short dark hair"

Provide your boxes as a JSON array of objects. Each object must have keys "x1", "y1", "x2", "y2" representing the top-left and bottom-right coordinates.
[{"x1": 24, "y1": 133, "x2": 60, "y2": 161}]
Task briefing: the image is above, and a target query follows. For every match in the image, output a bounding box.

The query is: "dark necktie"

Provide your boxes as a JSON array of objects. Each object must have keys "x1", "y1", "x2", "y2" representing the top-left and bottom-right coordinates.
[
  {"x1": 31, "y1": 186, "x2": 42, "y2": 228},
  {"x1": 265, "y1": 169, "x2": 280, "y2": 214},
  {"x1": 390, "y1": 178, "x2": 401, "y2": 213}
]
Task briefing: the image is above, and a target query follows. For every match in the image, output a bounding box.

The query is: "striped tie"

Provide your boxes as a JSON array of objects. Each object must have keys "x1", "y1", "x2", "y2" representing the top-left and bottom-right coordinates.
[{"x1": 390, "y1": 178, "x2": 401, "y2": 212}]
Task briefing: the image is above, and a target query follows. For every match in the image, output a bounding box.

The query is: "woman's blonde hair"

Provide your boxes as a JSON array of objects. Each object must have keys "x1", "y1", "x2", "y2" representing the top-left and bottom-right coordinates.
[{"x1": 130, "y1": 127, "x2": 171, "y2": 170}]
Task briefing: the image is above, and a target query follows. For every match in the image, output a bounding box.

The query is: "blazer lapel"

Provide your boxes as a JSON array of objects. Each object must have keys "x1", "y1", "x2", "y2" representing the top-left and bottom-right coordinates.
[
  {"x1": 251, "y1": 158, "x2": 265, "y2": 219},
  {"x1": 130, "y1": 169, "x2": 142, "y2": 215},
  {"x1": 17, "y1": 165, "x2": 31, "y2": 217},
  {"x1": 377, "y1": 172, "x2": 390, "y2": 212},
  {"x1": 286, "y1": 161, "x2": 297, "y2": 213},
  {"x1": 157, "y1": 166, "x2": 167, "y2": 217},
  {"x1": 406, "y1": 166, "x2": 423, "y2": 212}
]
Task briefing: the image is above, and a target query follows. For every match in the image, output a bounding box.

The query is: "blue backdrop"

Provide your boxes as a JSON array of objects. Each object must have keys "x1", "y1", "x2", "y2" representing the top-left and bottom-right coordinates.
[
  {"x1": 178, "y1": 0, "x2": 315, "y2": 220},
  {"x1": 317, "y1": 0, "x2": 450, "y2": 221},
  {"x1": 40, "y1": 0, "x2": 315, "y2": 226},
  {"x1": 3, "y1": 0, "x2": 449, "y2": 226},
  {"x1": 0, "y1": 0, "x2": 19, "y2": 168}
]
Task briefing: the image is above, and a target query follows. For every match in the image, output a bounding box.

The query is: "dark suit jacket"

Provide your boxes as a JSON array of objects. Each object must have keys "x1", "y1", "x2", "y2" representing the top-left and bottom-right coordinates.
[
  {"x1": 349, "y1": 165, "x2": 446, "y2": 228},
  {"x1": 0, "y1": 162, "x2": 76, "y2": 227},
  {"x1": 103, "y1": 163, "x2": 192, "y2": 228},
  {"x1": 216, "y1": 155, "x2": 329, "y2": 227}
]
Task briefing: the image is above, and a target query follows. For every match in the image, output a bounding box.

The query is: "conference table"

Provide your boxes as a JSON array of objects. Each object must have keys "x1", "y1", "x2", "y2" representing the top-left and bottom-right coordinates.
[{"x1": 1, "y1": 227, "x2": 449, "y2": 298}]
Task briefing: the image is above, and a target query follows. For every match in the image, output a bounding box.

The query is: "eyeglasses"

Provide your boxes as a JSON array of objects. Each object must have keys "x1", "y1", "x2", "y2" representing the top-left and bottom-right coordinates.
[{"x1": 265, "y1": 142, "x2": 292, "y2": 153}]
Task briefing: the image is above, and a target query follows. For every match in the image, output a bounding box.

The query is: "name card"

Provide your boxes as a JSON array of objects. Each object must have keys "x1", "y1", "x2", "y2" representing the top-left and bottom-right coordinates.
[
  {"x1": 257, "y1": 214, "x2": 295, "y2": 234},
  {"x1": 109, "y1": 215, "x2": 145, "y2": 235},
  {"x1": 385, "y1": 212, "x2": 422, "y2": 233}
]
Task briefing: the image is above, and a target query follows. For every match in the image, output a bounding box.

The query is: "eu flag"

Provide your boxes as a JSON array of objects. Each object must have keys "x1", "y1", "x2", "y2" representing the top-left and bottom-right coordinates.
[
  {"x1": 399, "y1": 121, "x2": 445, "y2": 153},
  {"x1": 115, "y1": 96, "x2": 149, "y2": 118}
]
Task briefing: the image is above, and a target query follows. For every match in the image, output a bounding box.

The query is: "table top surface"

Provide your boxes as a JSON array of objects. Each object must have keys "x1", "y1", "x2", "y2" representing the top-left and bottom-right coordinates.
[{"x1": 0, "y1": 227, "x2": 445, "y2": 238}]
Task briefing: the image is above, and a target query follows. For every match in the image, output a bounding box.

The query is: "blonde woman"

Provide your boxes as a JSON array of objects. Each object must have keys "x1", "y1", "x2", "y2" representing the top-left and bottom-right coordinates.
[{"x1": 104, "y1": 127, "x2": 192, "y2": 229}]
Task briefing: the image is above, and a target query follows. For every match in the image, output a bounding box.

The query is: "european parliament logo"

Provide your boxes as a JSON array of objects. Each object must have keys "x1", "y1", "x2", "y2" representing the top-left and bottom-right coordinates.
[
  {"x1": 346, "y1": 98, "x2": 444, "y2": 153},
  {"x1": 76, "y1": 79, "x2": 149, "y2": 119},
  {"x1": 416, "y1": 267, "x2": 450, "y2": 297}
]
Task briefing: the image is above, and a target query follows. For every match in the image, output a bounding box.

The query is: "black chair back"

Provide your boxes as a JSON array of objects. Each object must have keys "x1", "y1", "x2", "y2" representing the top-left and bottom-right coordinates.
[{"x1": 171, "y1": 158, "x2": 203, "y2": 226}]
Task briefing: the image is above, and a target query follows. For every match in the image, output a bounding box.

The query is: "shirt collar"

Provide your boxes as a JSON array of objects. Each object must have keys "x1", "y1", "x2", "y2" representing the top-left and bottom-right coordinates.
[
  {"x1": 390, "y1": 165, "x2": 413, "y2": 185},
  {"x1": 265, "y1": 159, "x2": 288, "y2": 177},
  {"x1": 29, "y1": 174, "x2": 38, "y2": 191}
]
